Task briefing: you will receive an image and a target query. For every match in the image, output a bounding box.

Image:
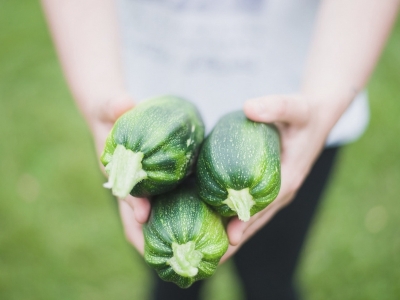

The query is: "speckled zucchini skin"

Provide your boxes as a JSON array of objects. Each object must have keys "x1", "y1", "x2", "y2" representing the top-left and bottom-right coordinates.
[
  {"x1": 143, "y1": 183, "x2": 229, "y2": 288},
  {"x1": 100, "y1": 96, "x2": 204, "y2": 197},
  {"x1": 196, "y1": 111, "x2": 281, "y2": 218}
]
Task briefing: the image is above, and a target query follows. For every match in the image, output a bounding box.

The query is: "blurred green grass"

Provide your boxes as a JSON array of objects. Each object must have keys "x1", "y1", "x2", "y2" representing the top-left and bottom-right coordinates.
[{"x1": 0, "y1": 1, "x2": 399, "y2": 299}]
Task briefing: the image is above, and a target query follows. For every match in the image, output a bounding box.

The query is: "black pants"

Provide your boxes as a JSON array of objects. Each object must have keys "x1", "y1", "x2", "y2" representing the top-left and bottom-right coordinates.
[{"x1": 151, "y1": 147, "x2": 340, "y2": 300}]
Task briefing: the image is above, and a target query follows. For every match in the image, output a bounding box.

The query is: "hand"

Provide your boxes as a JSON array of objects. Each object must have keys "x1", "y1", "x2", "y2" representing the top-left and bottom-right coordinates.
[
  {"x1": 88, "y1": 94, "x2": 151, "y2": 255},
  {"x1": 221, "y1": 94, "x2": 340, "y2": 263}
]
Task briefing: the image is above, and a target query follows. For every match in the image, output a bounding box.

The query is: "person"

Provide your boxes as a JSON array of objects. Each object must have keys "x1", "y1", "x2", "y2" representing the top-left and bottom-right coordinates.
[{"x1": 41, "y1": 0, "x2": 399, "y2": 299}]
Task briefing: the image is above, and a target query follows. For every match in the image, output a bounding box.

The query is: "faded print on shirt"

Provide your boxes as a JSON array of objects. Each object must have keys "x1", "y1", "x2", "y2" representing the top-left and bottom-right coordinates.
[
  {"x1": 119, "y1": 0, "x2": 276, "y2": 75},
  {"x1": 133, "y1": 0, "x2": 265, "y2": 12}
]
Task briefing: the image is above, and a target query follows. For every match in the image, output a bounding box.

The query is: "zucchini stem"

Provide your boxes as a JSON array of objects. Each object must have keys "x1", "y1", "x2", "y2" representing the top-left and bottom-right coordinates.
[
  {"x1": 167, "y1": 242, "x2": 203, "y2": 278},
  {"x1": 103, "y1": 144, "x2": 147, "y2": 198},
  {"x1": 223, "y1": 188, "x2": 255, "y2": 222}
]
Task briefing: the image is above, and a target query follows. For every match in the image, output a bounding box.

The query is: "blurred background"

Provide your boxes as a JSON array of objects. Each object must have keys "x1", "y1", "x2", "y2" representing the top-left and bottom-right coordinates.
[{"x1": 1, "y1": 1, "x2": 400, "y2": 299}]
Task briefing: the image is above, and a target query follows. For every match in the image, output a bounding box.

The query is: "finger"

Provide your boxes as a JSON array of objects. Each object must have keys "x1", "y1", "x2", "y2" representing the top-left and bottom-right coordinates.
[
  {"x1": 118, "y1": 199, "x2": 145, "y2": 254},
  {"x1": 226, "y1": 217, "x2": 246, "y2": 246},
  {"x1": 222, "y1": 202, "x2": 285, "y2": 263},
  {"x1": 220, "y1": 244, "x2": 240, "y2": 264},
  {"x1": 124, "y1": 195, "x2": 151, "y2": 224},
  {"x1": 244, "y1": 95, "x2": 309, "y2": 125},
  {"x1": 241, "y1": 202, "x2": 283, "y2": 242},
  {"x1": 97, "y1": 93, "x2": 135, "y2": 123}
]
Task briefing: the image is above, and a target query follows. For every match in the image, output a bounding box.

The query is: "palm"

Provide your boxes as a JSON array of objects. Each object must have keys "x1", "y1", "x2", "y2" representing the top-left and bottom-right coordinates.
[
  {"x1": 221, "y1": 94, "x2": 331, "y2": 263},
  {"x1": 92, "y1": 96, "x2": 150, "y2": 255}
]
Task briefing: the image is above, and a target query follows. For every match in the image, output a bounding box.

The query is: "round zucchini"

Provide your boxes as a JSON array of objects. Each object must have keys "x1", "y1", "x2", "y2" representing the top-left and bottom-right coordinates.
[
  {"x1": 196, "y1": 111, "x2": 281, "y2": 221},
  {"x1": 143, "y1": 182, "x2": 229, "y2": 288},
  {"x1": 101, "y1": 95, "x2": 204, "y2": 198}
]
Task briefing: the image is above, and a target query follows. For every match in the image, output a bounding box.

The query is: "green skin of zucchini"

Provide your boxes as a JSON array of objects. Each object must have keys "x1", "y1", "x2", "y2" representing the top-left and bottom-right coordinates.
[
  {"x1": 196, "y1": 111, "x2": 281, "y2": 221},
  {"x1": 143, "y1": 183, "x2": 229, "y2": 289},
  {"x1": 100, "y1": 96, "x2": 204, "y2": 198}
]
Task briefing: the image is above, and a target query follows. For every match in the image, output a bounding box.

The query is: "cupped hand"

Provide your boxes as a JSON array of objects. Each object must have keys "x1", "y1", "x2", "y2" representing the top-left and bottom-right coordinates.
[
  {"x1": 221, "y1": 94, "x2": 338, "y2": 263},
  {"x1": 89, "y1": 94, "x2": 151, "y2": 255},
  {"x1": 89, "y1": 93, "x2": 340, "y2": 262}
]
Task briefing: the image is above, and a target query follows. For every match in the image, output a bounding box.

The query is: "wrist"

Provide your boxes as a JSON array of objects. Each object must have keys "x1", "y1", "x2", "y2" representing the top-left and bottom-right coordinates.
[{"x1": 302, "y1": 89, "x2": 358, "y2": 135}]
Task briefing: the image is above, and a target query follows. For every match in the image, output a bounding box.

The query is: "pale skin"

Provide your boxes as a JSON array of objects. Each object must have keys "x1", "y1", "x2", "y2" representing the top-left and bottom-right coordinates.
[{"x1": 42, "y1": 0, "x2": 399, "y2": 262}]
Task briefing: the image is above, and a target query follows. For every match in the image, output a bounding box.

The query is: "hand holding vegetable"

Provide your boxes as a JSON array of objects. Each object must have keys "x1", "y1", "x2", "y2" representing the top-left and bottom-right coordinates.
[
  {"x1": 221, "y1": 93, "x2": 343, "y2": 262},
  {"x1": 89, "y1": 94, "x2": 151, "y2": 254}
]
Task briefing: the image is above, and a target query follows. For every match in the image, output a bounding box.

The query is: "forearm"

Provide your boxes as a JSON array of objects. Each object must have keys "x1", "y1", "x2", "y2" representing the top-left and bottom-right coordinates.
[
  {"x1": 302, "y1": 0, "x2": 399, "y2": 128},
  {"x1": 41, "y1": 0, "x2": 128, "y2": 126}
]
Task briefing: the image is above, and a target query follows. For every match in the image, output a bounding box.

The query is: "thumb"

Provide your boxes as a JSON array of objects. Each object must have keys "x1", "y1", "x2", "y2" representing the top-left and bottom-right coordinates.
[
  {"x1": 244, "y1": 95, "x2": 309, "y2": 125},
  {"x1": 226, "y1": 217, "x2": 246, "y2": 246},
  {"x1": 124, "y1": 195, "x2": 151, "y2": 224},
  {"x1": 98, "y1": 93, "x2": 135, "y2": 123}
]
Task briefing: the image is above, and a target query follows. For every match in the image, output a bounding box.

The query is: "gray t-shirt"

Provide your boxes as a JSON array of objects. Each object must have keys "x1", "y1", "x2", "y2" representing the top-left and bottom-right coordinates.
[{"x1": 117, "y1": 0, "x2": 369, "y2": 146}]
